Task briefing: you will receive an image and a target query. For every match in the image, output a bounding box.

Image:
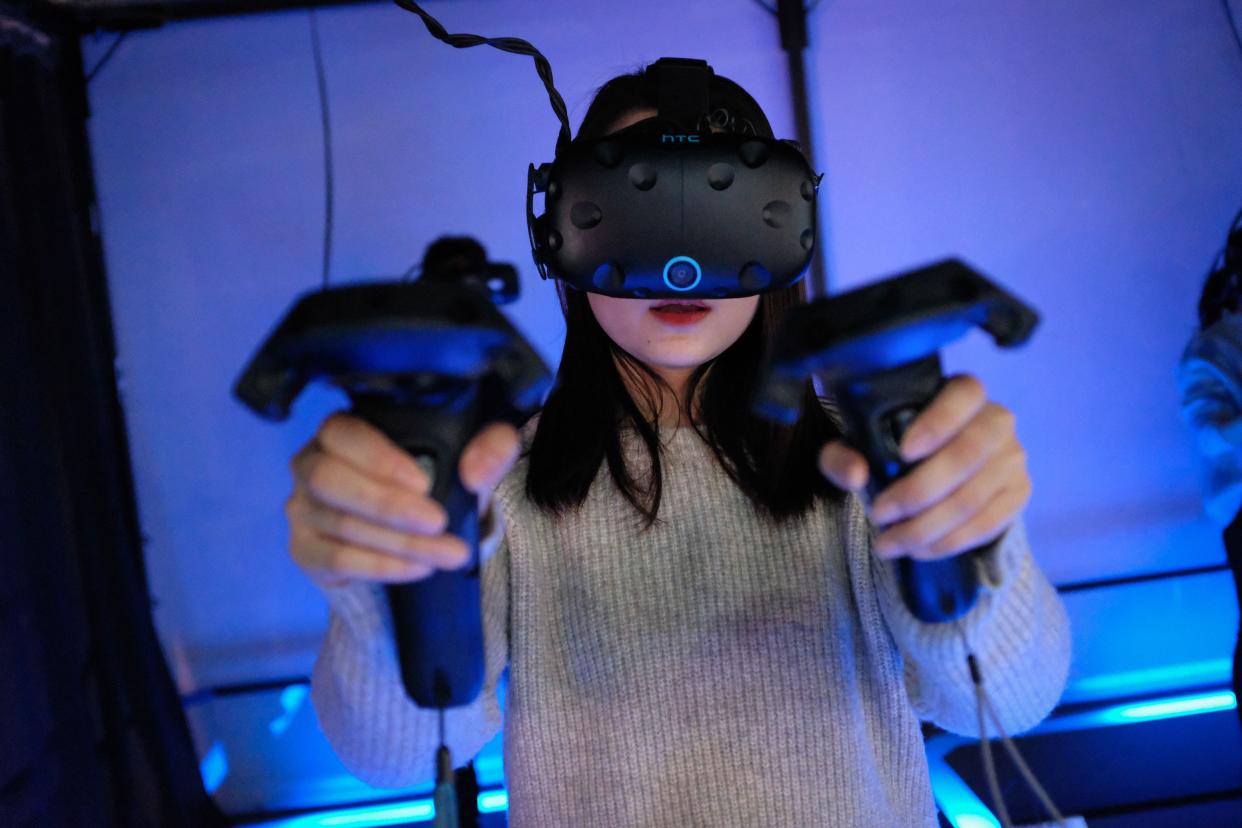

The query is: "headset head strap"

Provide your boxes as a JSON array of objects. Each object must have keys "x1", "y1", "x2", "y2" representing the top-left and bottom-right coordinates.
[{"x1": 644, "y1": 57, "x2": 714, "y2": 132}]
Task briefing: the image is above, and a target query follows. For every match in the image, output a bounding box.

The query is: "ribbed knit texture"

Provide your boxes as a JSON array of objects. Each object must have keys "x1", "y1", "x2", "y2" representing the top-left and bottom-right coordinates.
[{"x1": 310, "y1": 422, "x2": 1071, "y2": 826}]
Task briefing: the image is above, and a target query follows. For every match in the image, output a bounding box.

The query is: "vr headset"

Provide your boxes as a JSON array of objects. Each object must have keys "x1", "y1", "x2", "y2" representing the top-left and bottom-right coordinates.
[
  {"x1": 527, "y1": 57, "x2": 822, "y2": 298},
  {"x1": 393, "y1": 3, "x2": 820, "y2": 298}
]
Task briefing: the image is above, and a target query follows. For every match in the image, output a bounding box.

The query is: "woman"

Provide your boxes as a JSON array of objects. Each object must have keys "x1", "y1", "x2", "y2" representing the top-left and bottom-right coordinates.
[{"x1": 286, "y1": 65, "x2": 1071, "y2": 826}]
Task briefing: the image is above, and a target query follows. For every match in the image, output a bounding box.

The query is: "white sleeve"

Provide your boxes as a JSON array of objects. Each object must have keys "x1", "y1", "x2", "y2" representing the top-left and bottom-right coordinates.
[{"x1": 308, "y1": 512, "x2": 510, "y2": 788}]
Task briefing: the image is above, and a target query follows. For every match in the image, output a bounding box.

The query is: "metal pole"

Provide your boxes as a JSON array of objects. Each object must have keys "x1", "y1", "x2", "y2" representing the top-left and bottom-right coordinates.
[{"x1": 775, "y1": 0, "x2": 830, "y2": 298}]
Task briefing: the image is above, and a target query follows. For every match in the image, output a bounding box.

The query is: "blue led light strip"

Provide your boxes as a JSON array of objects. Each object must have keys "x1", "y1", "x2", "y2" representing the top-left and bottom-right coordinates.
[
  {"x1": 240, "y1": 790, "x2": 508, "y2": 828},
  {"x1": 1064, "y1": 658, "x2": 1231, "y2": 700}
]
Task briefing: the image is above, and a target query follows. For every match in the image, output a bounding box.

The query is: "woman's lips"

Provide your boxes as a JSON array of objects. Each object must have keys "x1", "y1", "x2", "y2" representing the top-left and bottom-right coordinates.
[{"x1": 649, "y1": 303, "x2": 711, "y2": 326}]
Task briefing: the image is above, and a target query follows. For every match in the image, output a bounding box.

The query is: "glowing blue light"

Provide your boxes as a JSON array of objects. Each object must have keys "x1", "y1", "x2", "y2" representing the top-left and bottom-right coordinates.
[
  {"x1": 662, "y1": 256, "x2": 702, "y2": 291},
  {"x1": 199, "y1": 741, "x2": 228, "y2": 794},
  {"x1": 242, "y1": 790, "x2": 510, "y2": 827},
  {"x1": 927, "y1": 747, "x2": 1001, "y2": 828},
  {"x1": 473, "y1": 750, "x2": 504, "y2": 784},
  {"x1": 956, "y1": 815, "x2": 1002, "y2": 828},
  {"x1": 1014, "y1": 689, "x2": 1239, "y2": 736},
  {"x1": 269, "y1": 684, "x2": 310, "y2": 736},
  {"x1": 318, "y1": 802, "x2": 434, "y2": 826},
  {"x1": 1067, "y1": 658, "x2": 1231, "y2": 699},
  {"x1": 1112, "y1": 691, "x2": 1236, "y2": 723},
  {"x1": 477, "y1": 790, "x2": 509, "y2": 813},
  {"x1": 247, "y1": 800, "x2": 433, "y2": 828}
]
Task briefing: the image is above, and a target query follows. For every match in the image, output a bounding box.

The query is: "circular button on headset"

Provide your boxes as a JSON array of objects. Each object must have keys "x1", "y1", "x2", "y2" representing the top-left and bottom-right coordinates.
[{"x1": 662, "y1": 256, "x2": 702, "y2": 292}]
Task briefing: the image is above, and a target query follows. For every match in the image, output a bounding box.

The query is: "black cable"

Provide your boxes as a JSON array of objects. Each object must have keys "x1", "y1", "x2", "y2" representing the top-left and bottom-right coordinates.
[
  {"x1": 391, "y1": 0, "x2": 573, "y2": 153},
  {"x1": 308, "y1": 9, "x2": 335, "y2": 290},
  {"x1": 85, "y1": 31, "x2": 129, "y2": 84},
  {"x1": 751, "y1": 0, "x2": 824, "y2": 15},
  {"x1": 1224, "y1": 0, "x2": 1242, "y2": 65}
]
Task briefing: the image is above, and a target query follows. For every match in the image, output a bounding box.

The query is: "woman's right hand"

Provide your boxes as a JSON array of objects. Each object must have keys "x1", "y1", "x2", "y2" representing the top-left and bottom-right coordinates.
[{"x1": 285, "y1": 412, "x2": 521, "y2": 592}]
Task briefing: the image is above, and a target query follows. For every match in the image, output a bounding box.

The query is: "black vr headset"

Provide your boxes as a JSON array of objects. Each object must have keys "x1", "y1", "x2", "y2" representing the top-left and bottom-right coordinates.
[
  {"x1": 527, "y1": 57, "x2": 822, "y2": 298},
  {"x1": 394, "y1": 2, "x2": 820, "y2": 299}
]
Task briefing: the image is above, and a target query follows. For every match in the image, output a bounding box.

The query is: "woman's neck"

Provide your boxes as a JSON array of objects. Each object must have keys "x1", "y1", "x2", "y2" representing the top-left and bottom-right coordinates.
[
  {"x1": 653, "y1": 367, "x2": 695, "y2": 426},
  {"x1": 616, "y1": 357, "x2": 701, "y2": 428}
]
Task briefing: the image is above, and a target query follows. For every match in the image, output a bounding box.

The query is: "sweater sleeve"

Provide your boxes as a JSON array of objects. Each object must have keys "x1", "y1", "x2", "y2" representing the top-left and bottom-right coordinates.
[
  {"x1": 308, "y1": 509, "x2": 511, "y2": 789},
  {"x1": 866, "y1": 507, "x2": 1072, "y2": 737}
]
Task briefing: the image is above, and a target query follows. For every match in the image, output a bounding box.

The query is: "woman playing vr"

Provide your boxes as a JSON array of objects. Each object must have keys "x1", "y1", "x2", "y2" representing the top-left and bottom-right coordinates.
[{"x1": 286, "y1": 64, "x2": 1071, "y2": 826}]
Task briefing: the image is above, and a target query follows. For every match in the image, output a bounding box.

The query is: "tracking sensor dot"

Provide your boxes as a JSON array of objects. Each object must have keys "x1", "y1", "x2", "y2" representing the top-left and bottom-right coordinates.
[
  {"x1": 762, "y1": 200, "x2": 792, "y2": 229},
  {"x1": 571, "y1": 202, "x2": 603, "y2": 230},
  {"x1": 629, "y1": 164, "x2": 657, "y2": 191},
  {"x1": 592, "y1": 262, "x2": 625, "y2": 292},
  {"x1": 707, "y1": 163, "x2": 736, "y2": 190},
  {"x1": 739, "y1": 140, "x2": 769, "y2": 168},
  {"x1": 739, "y1": 261, "x2": 772, "y2": 292},
  {"x1": 592, "y1": 140, "x2": 623, "y2": 168}
]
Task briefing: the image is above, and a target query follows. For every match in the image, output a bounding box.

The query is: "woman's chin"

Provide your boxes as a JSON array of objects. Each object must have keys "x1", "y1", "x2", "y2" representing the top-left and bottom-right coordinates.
[{"x1": 640, "y1": 352, "x2": 716, "y2": 373}]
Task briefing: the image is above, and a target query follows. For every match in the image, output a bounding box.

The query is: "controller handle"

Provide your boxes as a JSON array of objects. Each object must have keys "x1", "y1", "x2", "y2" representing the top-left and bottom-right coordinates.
[
  {"x1": 351, "y1": 389, "x2": 484, "y2": 709},
  {"x1": 835, "y1": 354, "x2": 985, "y2": 623}
]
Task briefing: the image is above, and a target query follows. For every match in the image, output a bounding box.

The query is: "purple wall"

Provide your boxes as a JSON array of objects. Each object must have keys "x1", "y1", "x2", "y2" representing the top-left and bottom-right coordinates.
[{"x1": 82, "y1": 0, "x2": 1242, "y2": 755}]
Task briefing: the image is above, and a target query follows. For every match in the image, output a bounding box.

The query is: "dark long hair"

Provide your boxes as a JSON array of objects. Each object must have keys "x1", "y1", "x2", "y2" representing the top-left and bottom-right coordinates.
[
  {"x1": 525, "y1": 65, "x2": 846, "y2": 528},
  {"x1": 1199, "y1": 206, "x2": 1242, "y2": 330}
]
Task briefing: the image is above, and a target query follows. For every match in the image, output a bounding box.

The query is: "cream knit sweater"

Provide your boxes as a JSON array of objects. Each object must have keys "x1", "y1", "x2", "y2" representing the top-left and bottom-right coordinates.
[{"x1": 310, "y1": 423, "x2": 1071, "y2": 826}]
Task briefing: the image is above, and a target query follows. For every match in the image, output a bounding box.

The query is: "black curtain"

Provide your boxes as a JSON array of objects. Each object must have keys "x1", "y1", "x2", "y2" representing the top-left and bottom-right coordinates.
[{"x1": 0, "y1": 5, "x2": 227, "y2": 826}]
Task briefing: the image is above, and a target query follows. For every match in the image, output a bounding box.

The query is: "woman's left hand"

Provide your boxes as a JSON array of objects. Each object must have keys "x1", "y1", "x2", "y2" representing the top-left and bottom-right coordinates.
[{"x1": 817, "y1": 374, "x2": 1031, "y2": 561}]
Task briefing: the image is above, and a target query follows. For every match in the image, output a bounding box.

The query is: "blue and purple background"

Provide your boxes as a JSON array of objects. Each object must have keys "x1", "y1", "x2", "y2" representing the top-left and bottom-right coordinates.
[{"x1": 79, "y1": 0, "x2": 1242, "y2": 820}]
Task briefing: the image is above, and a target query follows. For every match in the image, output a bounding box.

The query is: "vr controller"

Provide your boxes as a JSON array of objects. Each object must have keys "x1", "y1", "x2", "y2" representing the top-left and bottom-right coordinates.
[
  {"x1": 234, "y1": 241, "x2": 552, "y2": 707},
  {"x1": 753, "y1": 260, "x2": 1039, "y2": 623}
]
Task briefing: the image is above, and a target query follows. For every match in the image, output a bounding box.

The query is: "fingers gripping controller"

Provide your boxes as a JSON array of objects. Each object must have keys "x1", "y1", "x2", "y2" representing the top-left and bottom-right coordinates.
[
  {"x1": 837, "y1": 355, "x2": 980, "y2": 622},
  {"x1": 752, "y1": 259, "x2": 1039, "y2": 623},
  {"x1": 351, "y1": 395, "x2": 485, "y2": 708},
  {"x1": 235, "y1": 269, "x2": 551, "y2": 708}
]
